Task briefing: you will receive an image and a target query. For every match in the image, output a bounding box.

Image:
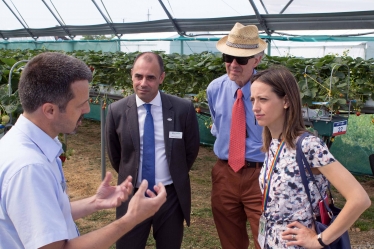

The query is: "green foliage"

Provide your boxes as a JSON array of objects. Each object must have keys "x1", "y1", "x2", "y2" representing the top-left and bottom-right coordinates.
[
  {"x1": 71, "y1": 50, "x2": 136, "y2": 92},
  {"x1": 161, "y1": 52, "x2": 225, "y2": 97},
  {"x1": 330, "y1": 114, "x2": 374, "y2": 175},
  {"x1": 260, "y1": 54, "x2": 374, "y2": 112},
  {"x1": 0, "y1": 84, "x2": 22, "y2": 122},
  {"x1": 1, "y1": 49, "x2": 374, "y2": 116},
  {"x1": 0, "y1": 49, "x2": 42, "y2": 87}
]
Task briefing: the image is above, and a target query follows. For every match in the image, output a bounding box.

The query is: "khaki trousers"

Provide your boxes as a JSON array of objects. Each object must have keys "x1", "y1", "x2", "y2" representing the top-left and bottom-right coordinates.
[{"x1": 211, "y1": 159, "x2": 262, "y2": 249}]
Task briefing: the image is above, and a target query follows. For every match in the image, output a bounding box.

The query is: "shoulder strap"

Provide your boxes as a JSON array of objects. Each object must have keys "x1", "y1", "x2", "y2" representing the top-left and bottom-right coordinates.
[{"x1": 296, "y1": 132, "x2": 333, "y2": 219}]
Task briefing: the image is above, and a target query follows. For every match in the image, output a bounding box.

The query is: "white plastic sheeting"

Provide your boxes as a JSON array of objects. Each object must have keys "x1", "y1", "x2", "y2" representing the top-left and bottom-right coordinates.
[
  {"x1": 1, "y1": 0, "x2": 374, "y2": 58},
  {"x1": 1, "y1": 0, "x2": 374, "y2": 33}
]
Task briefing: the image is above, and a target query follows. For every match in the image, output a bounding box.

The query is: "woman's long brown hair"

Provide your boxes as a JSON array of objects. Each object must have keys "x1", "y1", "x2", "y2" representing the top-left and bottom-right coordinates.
[{"x1": 251, "y1": 66, "x2": 307, "y2": 152}]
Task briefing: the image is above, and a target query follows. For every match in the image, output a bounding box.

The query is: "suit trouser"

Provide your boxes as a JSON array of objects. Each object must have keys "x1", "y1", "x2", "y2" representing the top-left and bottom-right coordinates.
[
  {"x1": 211, "y1": 159, "x2": 262, "y2": 249},
  {"x1": 116, "y1": 184, "x2": 184, "y2": 249}
]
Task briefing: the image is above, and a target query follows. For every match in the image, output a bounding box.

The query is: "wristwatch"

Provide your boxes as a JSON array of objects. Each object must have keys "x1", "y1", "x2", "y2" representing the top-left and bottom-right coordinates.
[{"x1": 317, "y1": 233, "x2": 328, "y2": 247}]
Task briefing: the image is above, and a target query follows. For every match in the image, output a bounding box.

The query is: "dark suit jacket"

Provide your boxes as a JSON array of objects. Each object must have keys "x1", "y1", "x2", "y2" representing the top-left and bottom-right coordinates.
[{"x1": 105, "y1": 91, "x2": 200, "y2": 226}]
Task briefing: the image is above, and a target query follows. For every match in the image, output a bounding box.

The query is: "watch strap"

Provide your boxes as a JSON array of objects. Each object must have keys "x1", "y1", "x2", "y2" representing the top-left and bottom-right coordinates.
[{"x1": 317, "y1": 233, "x2": 328, "y2": 247}]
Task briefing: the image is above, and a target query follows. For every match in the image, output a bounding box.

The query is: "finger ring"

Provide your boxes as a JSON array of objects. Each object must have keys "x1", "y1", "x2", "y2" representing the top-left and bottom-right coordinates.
[{"x1": 292, "y1": 234, "x2": 296, "y2": 240}]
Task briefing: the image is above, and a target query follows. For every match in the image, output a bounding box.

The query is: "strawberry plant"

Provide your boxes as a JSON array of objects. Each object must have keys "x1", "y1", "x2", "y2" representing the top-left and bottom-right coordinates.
[
  {"x1": 58, "y1": 133, "x2": 75, "y2": 164},
  {"x1": 1, "y1": 49, "x2": 374, "y2": 127},
  {"x1": 259, "y1": 54, "x2": 374, "y2": 114},
  {"x1": 0, "y1": 84, "x2": 21, "y2": 124}
]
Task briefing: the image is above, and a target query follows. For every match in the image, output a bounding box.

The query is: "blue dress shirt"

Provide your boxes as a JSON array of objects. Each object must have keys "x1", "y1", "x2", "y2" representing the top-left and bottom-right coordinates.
[{"x1": 207, "y1": 73, "x2": 265, "y2": 162}]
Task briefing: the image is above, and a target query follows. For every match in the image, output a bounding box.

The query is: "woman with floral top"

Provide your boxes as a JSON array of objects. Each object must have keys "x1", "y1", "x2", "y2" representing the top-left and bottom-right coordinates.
[{"x1": 250, "y1": 66, "x2": 370, "y2": 249}]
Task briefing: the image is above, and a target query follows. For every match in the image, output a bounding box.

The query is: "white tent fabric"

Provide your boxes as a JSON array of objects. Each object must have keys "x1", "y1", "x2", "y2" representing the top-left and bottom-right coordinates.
[
  {"x1": 1, "y1": 0, "x2": 374, "y2": 59},
  {"x1": 1, "y1": 0, "x2": 374, "y2": 37}
]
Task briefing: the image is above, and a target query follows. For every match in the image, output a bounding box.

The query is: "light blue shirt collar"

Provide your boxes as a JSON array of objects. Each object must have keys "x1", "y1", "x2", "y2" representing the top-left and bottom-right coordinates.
[
  {"x1": 15, "y1": 115, "x2": 63, "y2": 163},
  {"x1": 230, "y1": 80, "x2": 251, "y2": 100}
]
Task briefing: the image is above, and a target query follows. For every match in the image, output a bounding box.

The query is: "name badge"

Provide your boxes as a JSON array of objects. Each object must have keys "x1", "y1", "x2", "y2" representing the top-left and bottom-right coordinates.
[
  {"x1": 258, "y1": 214, "x2": 266, "y2": 249},
  {"x1": 169, "y1": 131, "x2": 183, "y2": 139}
]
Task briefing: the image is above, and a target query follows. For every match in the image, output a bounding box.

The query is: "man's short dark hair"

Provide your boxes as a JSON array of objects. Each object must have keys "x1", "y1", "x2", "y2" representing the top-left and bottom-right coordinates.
[
  {"x1": 19, "y1": 52, "x2": 92, "y2": 113},
  {"x1": 133, "y1": 52, "x2": 165, "y2": 74}
]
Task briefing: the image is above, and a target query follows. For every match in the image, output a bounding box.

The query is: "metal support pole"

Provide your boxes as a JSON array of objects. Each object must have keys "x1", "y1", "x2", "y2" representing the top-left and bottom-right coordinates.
[
  {"x1": 100, "y1": 99, "x2": 106, "y2": 180},
  {"x1": 91, "y1": 0, "x2": 122, "y2": 38},
  {"x1": 259, "y1": 0, "x2": 269, "y2": 14},
  {"x1": 0, "y1": 31, "x2": 6, "y2": 40},
  {"x1": 8, "y1": 60, "x2": 29, "y2": 96},
  {"x1": 279, "y1": 0, "x2": 294, "y2": 14},
  {"x1": 41, "y1": 0, "x2": 74, "y2": 39},
  {"x1": 157, "y1": 0, "x2": 185, "y2": 36},
  {"x1": 8, "y1": 60, "x2": 29, "y2": 124},
  {"x1": 248, "y1": 0, "x2": 272, "y2": 36},
  {"x1": 2, "y1": 0, "x2": 38, "y2": 40}
]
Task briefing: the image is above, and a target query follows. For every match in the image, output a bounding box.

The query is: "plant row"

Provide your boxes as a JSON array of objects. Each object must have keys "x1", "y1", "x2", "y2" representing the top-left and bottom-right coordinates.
[{"x1": 1, "y1": 48, "x2": 374, "y2": 119}]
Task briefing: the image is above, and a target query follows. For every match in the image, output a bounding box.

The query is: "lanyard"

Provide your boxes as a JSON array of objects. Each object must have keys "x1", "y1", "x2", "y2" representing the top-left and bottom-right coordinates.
[{"x1": 261, "y1": 140, "x2": 285, "y2": 213}]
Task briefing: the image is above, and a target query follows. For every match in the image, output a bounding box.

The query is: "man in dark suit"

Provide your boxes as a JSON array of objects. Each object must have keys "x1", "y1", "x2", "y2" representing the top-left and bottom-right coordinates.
[{"x1": 105, "y1": 52, "x2": 200, "y2": 249}]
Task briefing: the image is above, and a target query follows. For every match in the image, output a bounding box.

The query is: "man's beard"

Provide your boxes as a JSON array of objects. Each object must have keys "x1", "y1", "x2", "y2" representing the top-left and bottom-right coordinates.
[{"x1": 69, "y1": 114, "x2": 84, "y2": 134}]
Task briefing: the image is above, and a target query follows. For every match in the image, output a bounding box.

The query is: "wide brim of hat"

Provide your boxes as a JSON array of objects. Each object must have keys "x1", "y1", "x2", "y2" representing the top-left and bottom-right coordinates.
[{"x1": 216, "y1": 35, "x2": 268, "y2": 57}]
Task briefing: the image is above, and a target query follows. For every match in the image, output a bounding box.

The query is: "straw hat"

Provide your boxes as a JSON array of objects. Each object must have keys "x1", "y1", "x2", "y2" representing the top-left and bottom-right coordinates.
[{"x1": 216, "y1": 22, "x2": 267, "y2": 57}]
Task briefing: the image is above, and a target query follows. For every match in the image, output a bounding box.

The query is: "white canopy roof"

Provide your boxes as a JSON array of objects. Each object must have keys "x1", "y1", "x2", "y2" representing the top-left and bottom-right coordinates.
[{"x1": 1, "y1": 0, "x2": 374, "y2": 40}]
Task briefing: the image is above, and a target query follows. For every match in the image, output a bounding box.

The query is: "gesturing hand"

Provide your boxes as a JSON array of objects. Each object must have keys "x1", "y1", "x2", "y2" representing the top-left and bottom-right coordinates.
[
  {"x1": 94, "y1": 172, "x2": 133, "y2": 210},
  {"x1": 126, "y1": 180, "x2": 167, "y2": 225}
]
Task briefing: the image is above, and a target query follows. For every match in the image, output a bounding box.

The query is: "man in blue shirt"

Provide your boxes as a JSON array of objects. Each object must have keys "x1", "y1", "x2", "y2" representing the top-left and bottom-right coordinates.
[
  {"x1": 0, "y1": 52, "x2": 166, "y2": 249},
  {"x1": 207, "y1": 23, "x2": 267, "y2": 249}
]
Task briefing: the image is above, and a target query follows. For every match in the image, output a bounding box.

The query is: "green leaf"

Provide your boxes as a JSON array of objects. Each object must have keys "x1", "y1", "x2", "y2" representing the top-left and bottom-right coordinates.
[
  {"x1": 0, "y1": 84, "x2": 8, "y2": 97},
  {"x1": 314, "y1": 62, "x2": 324, "y2": 68},
  {"x1": 330, "y1": 63, "x2": 342, "y2": 71},
  {"x1": 1, "y1": 95, "x2": 19, "y2": 114},
  {"x1": 0, "y1": 58, "x2": 17, "y2": 67},
  {"x1": 334, "y1": 71, "x2": 346, "y2": 79},
  {"x1": 337, "y1": 83, "x2": 347, "y2": 88},
  {"x1": 337, "y1": 98, "x2": 347, "y2": 105},
  {"x1": 165, "y1": 64, "x2": 176, "y2": 69},
  {"x1": 325, "y1": 77, "x2": 339, "y2": 85}
]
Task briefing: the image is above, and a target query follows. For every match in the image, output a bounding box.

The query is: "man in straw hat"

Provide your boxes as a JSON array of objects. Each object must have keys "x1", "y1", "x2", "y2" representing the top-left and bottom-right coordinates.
[{"x1": 206, "y1": 22, "x2": 267, "y2": 249}]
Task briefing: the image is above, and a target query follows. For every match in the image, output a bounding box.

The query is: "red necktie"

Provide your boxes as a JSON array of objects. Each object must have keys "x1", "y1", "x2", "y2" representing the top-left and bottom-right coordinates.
[{"x1": 228, "y1": 89, "x2": 246, "y2": 172}]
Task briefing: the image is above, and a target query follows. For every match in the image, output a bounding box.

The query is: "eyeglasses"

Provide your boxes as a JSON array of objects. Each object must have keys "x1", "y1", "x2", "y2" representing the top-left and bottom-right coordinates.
[{"x1": 222, "y1": 54, "x2": 255, "y2": 65}]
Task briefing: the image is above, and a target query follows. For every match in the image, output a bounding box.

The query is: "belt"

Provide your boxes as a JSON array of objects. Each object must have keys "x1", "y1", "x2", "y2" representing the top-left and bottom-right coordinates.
[
  {"x1": 165, "y1": 183, "x2": 174, "y2": 189},
  {"x1": 244, "y1": 161, "x2": 263, "y2": 168},
  {"x1": 219, "y1": 159, "x2": 263, "y2": 168}
]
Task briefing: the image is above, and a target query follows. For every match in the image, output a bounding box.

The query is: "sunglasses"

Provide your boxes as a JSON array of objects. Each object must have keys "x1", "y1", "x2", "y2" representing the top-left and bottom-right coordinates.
[{"x1": 222, "y1": 54, "x2": 255, "y2": 65}]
